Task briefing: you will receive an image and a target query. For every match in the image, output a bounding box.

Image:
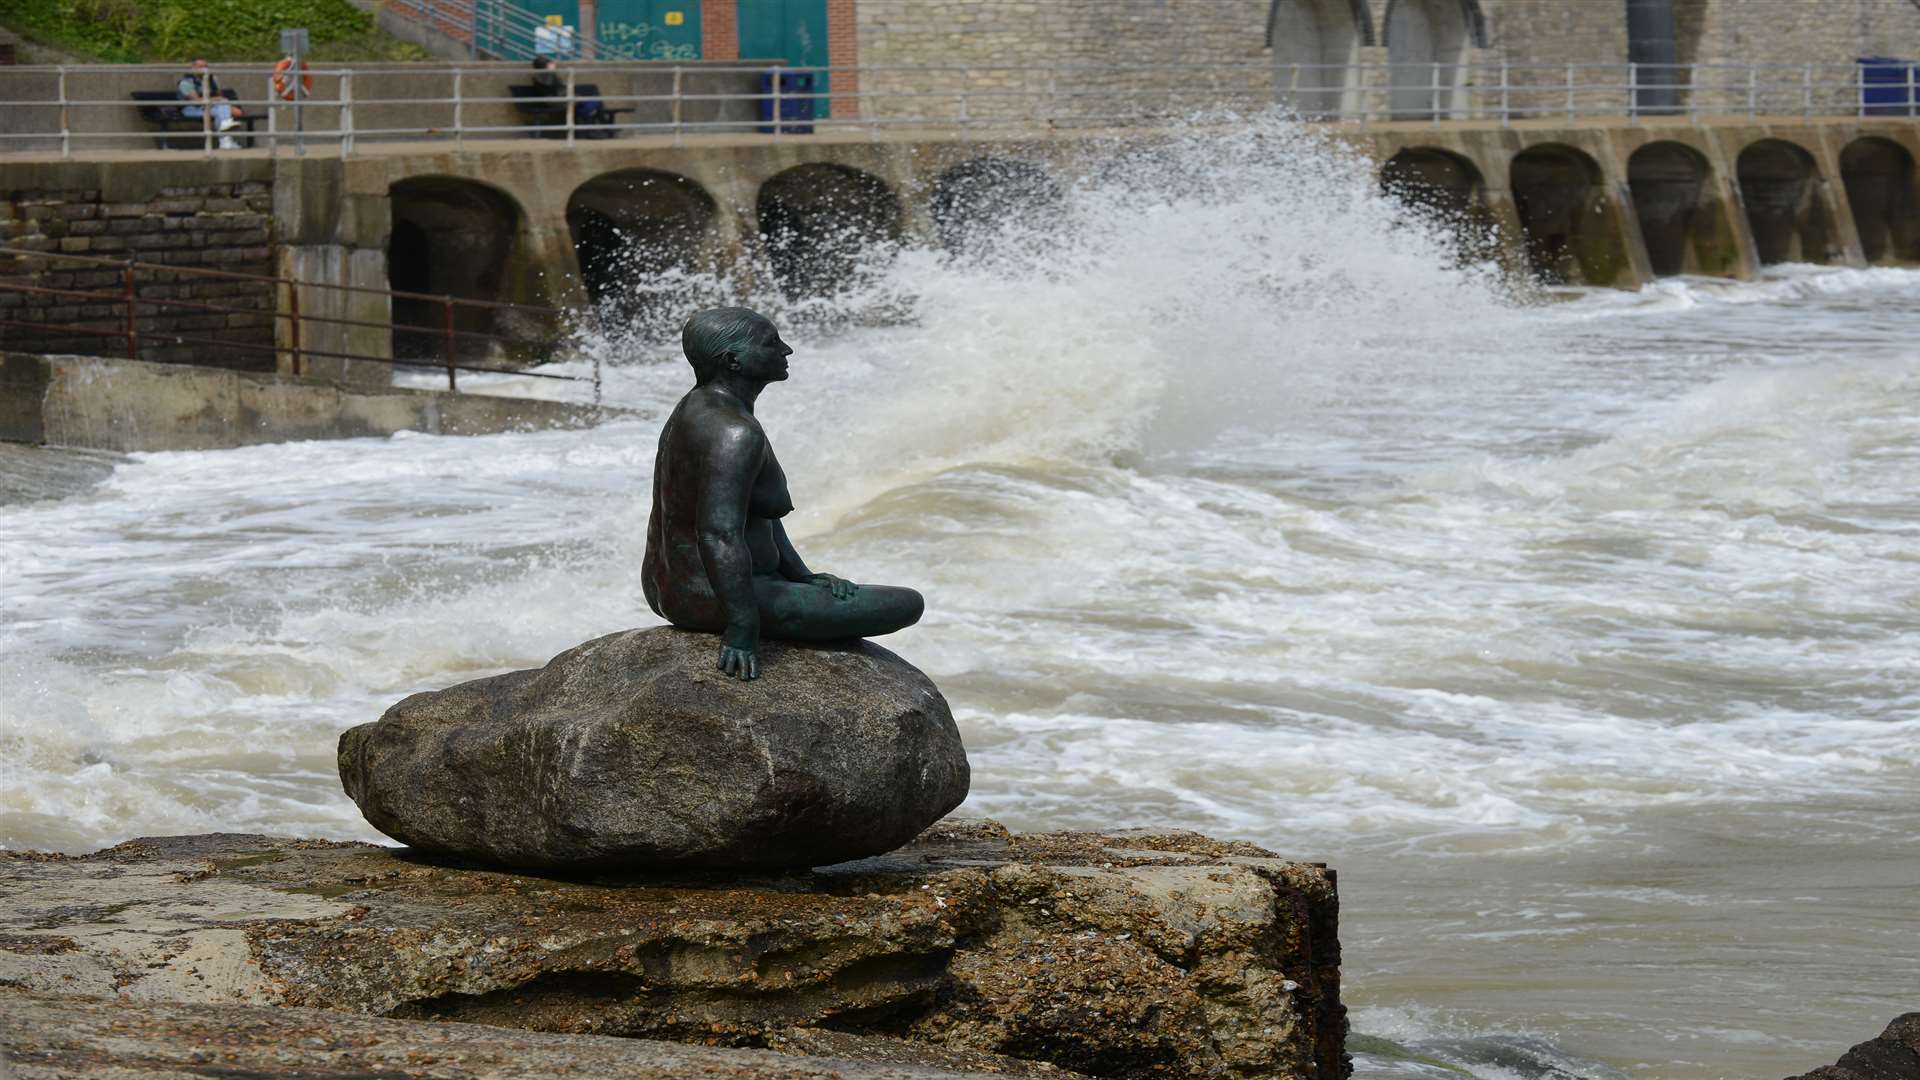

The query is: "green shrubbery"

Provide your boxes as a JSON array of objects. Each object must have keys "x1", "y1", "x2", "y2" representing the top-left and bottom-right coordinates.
[{"x1": 0, "y1": 0, "x2": 432, "y2": 62}]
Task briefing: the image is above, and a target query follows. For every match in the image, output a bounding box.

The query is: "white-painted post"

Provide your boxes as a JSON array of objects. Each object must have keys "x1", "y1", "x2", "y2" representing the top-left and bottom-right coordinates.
[
  {"x1": 202, "y1": 66, "x2": 215, "y2": 158},
  {"x1": 1910, "y1": 60, "x2": 1917, "y2": 118},
  {"x1": 671, "y1": 65, "x2": 683, "y2": 145},
  {"x1": 1431, "y1": 61, "x2": 1441, "y2": 126},
  {"x1": 565, "y1": 66, "x2": 576, "y2": 144},
  {"x1": 771, "y1": 67, "x2": 782, "y2": 137},
  {"x1": 57, "y1": 66, "x2": 69, "y2": 158},
  {"x1": 1499, "y1": 60, "x2": 1509, "y2": 126},
  {"x1": 266, "y1": 99, "x2": 277, "y2": 158},
  {"x1": 1565, "y1": 63, "x2": 1575, "y2": 120},
  {"x1": 1803, "y1": 63, "x2": 1813, "y2": 118},
  {"x1": 453, "y1": 67, "x2": 464, "y2": 148},
  {"x1": 341, "y1": 71, "x2": 355, "y2": 155},
  {"x1": 1628, "y1": 61, "x2": 1638, "y2": 120},
  {"x1": 1747, "y1": 65, "x2": 1758, "y2": 116}
]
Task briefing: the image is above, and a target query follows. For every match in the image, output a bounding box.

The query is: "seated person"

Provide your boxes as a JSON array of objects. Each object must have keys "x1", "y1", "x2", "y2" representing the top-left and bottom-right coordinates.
[
  {"x1": 177, "y1": 58, "x2": 243, "y2": 149},
  {"x1": 530, "y1": 57, "x2": 606, "y2": 126}
]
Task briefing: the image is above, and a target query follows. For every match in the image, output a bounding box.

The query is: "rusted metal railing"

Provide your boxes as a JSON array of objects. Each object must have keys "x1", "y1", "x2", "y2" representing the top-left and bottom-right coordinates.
[{"x1": 0, "y1": 246, "x2": 598, "y2": 401}]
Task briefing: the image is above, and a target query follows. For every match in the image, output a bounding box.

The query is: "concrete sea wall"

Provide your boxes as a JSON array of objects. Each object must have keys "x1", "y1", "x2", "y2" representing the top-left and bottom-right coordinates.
[{"x1": 0, "y1": 351, "x2": 620, "y2": 452}]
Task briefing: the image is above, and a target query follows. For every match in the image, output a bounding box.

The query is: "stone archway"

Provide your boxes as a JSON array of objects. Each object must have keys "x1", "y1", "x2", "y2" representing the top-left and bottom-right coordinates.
[
  {"x1": 1268, "y1": 0, "x2": 1369, "y2": 118},
  {"x1": 1385, "y1": 0, "x2": 1470, "y2": 119},
  {"x1": 1510, "y1": 143, "x2": 1627, "y2": 285},
  {"x1": 1839, "y1": 137, "x2": 1920, "y2": 265},
  {"x1": 387, "y1": 177, "x2": 529, "y2": 360},
  {"x1": 565, "y1": 169, "x2": 718, "y2": 323},
  {"x1": 1736, "y1": 139, "x2": 1834, "y2": 266},
  {"x1": 927, "y1": 158, "x2": 1064, "y2": 255},
  {"x1": 1382, "y1": 146, "x2": 1498, "y2": 263},
  {"x1": 756, "y1": 164, "x2": 902, "y2": 299},
  {"x1": 1627, "y1": 141, "x2": 1736, "y2": 277}
]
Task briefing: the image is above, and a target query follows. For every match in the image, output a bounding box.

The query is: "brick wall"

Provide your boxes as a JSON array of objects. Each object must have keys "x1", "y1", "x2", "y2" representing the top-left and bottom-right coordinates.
[
  {"x1": 703, "y1": 0, "x2": 740, "y2": 59},
  {"x1": 0, "y1": 181, "x2": 277, "y2": 370},
  {"x1": 829, "y1": 0, "x2": 861, "y2": 117}
]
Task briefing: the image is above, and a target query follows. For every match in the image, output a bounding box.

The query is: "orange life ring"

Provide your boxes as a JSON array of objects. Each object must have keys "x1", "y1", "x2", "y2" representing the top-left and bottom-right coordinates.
[{"x1": 271, "y1": 57, "x2": 313, "y2": 101}]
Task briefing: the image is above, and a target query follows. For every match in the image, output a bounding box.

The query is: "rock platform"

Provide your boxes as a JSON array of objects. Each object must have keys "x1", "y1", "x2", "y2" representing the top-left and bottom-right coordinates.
[{"x1": 0, "y1": 820, "x2": 1345, "y2": 1079}]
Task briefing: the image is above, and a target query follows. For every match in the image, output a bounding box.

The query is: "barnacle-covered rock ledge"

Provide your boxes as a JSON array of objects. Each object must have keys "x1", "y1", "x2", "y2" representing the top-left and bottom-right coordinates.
[{"x1": 0, "y1": 820, "x2": 1346, "y2": 1080}]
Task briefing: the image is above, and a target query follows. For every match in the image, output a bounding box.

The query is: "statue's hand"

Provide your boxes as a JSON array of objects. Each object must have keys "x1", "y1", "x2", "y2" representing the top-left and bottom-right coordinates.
[
  {"x1": 807, "y1": 573, "x2": 859, "y2": 601},
  {"x1": 717, "y1": 644, "x2": 759, "y2": 681}
]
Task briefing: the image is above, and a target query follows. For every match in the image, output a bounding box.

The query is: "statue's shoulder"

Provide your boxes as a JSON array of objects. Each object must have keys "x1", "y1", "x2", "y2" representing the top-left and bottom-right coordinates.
[{"x1": 677, "y1": 388, "x2": 766, "y2": 455}]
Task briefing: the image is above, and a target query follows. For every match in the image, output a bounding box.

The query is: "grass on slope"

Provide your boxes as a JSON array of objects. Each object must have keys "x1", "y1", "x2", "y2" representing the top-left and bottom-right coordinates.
[{"x1": 0, "y1": 0, "x2": 434, "y2": 63}]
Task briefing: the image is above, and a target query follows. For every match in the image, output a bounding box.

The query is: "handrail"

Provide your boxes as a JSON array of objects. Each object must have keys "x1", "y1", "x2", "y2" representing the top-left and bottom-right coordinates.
[
  {"x1": 0, "y1": 245, "x2": 597, "y2": 397},
  {"x1": 0, "y1": 58, "x2": 1911, "y2": 158}
]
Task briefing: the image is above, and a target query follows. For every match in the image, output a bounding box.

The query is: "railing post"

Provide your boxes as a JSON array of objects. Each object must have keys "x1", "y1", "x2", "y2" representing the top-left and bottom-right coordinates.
[
  {"x1": 453, "y1": 67, "x2": 464, "y2": 148},
  {"x1": 1431, "y1": 61, "x2": 1441, "y2": 126},
  {"x1": 592, "y1": 349, "x2": 602, "y2": 407},
  {"x1": 1565, "y1": 62, "x2": 1575, "y2": 120},
  {"x1": 671, "y1": 64, "x2": 684, "y2": 145},
  {"x1": 1628, "y1": 61, "x2": 1638, "y2": 120},
  {"x1": 565, "y1": 66, "x2": 577, "y2": 144},
  {"x1": 771, "y1": 66, "x2": 783, "y2": 137},
  {"x1": 1748, "y1": 64, "x2": 1758, "y2": 116},
  {"x1": 1499, "y1": 59, "x2": 1509, "y2": 125},
  {"x1": 442, "y1": 296, "x2": 458, "y2": 391},
  {"x1": 123, "y1": 260, "x2": 138, "y2": 360},
  {"x1": 1046, "y1": 70, "x2": 1058, "y2": 134},
  {"x1": 1803, "y1": 62, "x2": 1813, "y2": 118},
  {"x1": 201, "y1": 69, "x2": 215, "y2": 157},
  {"x1": 957, "y1": 91, "x2": 969, "y2": 135},
  {"x1": 57, "y1": 66, "x2": 70, "y2": 159},
  {"x1": 341, "y1": 71, "x2": 355, "y2": 155},
  {"x1": 287, "y1": 279, "x2": 303, "y2": 377}
]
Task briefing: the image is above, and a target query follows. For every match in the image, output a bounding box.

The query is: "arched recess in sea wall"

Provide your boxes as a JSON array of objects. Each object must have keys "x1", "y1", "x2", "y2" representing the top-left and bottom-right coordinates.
[
  {"x1": 1508, "y1": 142, "x2": 1632, "y2": 286},
  {"x1": 1627, "y1": 140, "x2": 1741, "y2": 278},
  {"x1": 756, "y1": 163, "x2": 903, "y2": 299},
  {"x1": 1839, "y1": 136, "x2": 1920, "y2": 265},
  {"x1": 1383, "y1": 0, "x2": 1484, "y2": 120},
  {"x1": 565, "y1": 169, "x2": 719, "y2": 326},
  {"x1": 387, "y1": 176, "x2": 535, "y2": 360},
  {"x1": 1735, "y1": 139, "x2": 1836, "y2": 266},
  {"x1": 1379, "y1": 146, "x2": 1501, "y2": 263},
  {"x1": 927, "y1": 158, "x2": 1064, "y2": 256},
  {"x1": 1268, "y1": 0, "x2": 1372, "y2": 118}
]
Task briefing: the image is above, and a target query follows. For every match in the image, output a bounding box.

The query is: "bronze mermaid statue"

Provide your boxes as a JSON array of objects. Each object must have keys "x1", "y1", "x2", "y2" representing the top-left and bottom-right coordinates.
[{"x1": 642, "y1": 307, "x2": 924, "y2": 680}]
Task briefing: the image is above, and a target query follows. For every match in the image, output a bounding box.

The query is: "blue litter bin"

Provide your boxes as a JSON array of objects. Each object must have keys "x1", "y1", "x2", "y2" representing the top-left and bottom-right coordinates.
[
  {"x1": 757, "y1": 71, "x2": 816, "y2": 135},
  {"x1": 1858, "y1": 57, "x2": 1917, "y2": 117}
]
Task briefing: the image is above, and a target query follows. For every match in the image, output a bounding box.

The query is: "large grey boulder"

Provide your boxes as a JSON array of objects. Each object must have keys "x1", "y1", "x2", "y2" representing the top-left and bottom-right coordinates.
[{"x1": 337, "y1": 627, "x2": 969, "y2": 870}]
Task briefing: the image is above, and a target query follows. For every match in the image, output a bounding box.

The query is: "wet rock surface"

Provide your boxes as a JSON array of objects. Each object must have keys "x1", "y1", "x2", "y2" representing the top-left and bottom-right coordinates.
[
  {"x1": 0, "y1": 820, "x2": 1344, "y2": 1079},
  {"x1": 1785, "y1": 1014, "x2": 1920, "y2": 1080},
  {"x1": 0, "y1": 990, "x2": 1004, "y2": 1079},
  {"x1": 338, "y1": 626, "x2": 971, "y2": 871}
]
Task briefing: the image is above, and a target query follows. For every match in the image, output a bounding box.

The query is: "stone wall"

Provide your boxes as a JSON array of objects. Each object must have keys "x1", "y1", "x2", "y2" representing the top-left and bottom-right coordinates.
[
  {"x1": 851, "y1": 0, "x2": 1920, "y2": 122},
  {"x1": 0, "y1": 162, "x2": 276, "y2": 371},
  {"x1": 855, "y1": 0, "x2": 1271, "y2": 122}
]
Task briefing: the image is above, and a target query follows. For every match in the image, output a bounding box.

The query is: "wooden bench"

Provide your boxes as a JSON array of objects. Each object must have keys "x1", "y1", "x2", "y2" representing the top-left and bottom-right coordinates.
[
  {"x1": 130, "y1": 90, "x2": 261, "y2": 149},
  {"x1": 507, "y1": 83, "x2": 631, "y2": 139}
]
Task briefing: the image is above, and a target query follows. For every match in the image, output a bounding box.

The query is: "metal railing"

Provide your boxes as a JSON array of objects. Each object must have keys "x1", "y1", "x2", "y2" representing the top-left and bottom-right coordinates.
[
  {"x1": 0, "y1": 245, "x2": 598, "y2": 398},
  {"x1": 0, "y1": 59, "x2": 1914, "y2": 159}
]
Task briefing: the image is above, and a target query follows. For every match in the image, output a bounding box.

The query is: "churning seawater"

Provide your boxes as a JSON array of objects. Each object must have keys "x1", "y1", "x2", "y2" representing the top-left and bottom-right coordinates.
[{"x1": 2, "y1": 117, "x2": 1916, "y2": 1079}]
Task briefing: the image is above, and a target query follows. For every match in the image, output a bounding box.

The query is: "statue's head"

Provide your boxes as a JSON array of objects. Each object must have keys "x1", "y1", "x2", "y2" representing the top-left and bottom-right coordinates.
[{"x1": 682, "y1": 307, "x2": 776, "y2": 385}]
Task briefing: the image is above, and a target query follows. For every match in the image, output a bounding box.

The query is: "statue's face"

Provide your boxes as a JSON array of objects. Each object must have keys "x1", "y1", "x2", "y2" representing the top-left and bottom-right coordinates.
[{"x1": 733, "y1": 319, "x2": 793, "y2": 382}]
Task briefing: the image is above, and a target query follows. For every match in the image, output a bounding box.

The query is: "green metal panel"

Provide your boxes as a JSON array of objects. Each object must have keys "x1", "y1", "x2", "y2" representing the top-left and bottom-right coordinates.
[
  {"x1": 737, "y1": 0, "x2": 830, "y2": 117},
  {"x1": 598, "y1": 0, "x2": 703, "y2": 60}
]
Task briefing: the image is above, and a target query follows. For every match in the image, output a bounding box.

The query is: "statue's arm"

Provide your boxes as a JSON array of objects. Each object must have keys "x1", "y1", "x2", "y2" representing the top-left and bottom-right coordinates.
[
  {"x1": 772, "y1": 520, "x2": 858, "y2": 601},
  {"x1": 695, "y1": 423, "x2": 763, "y2": 674}
]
